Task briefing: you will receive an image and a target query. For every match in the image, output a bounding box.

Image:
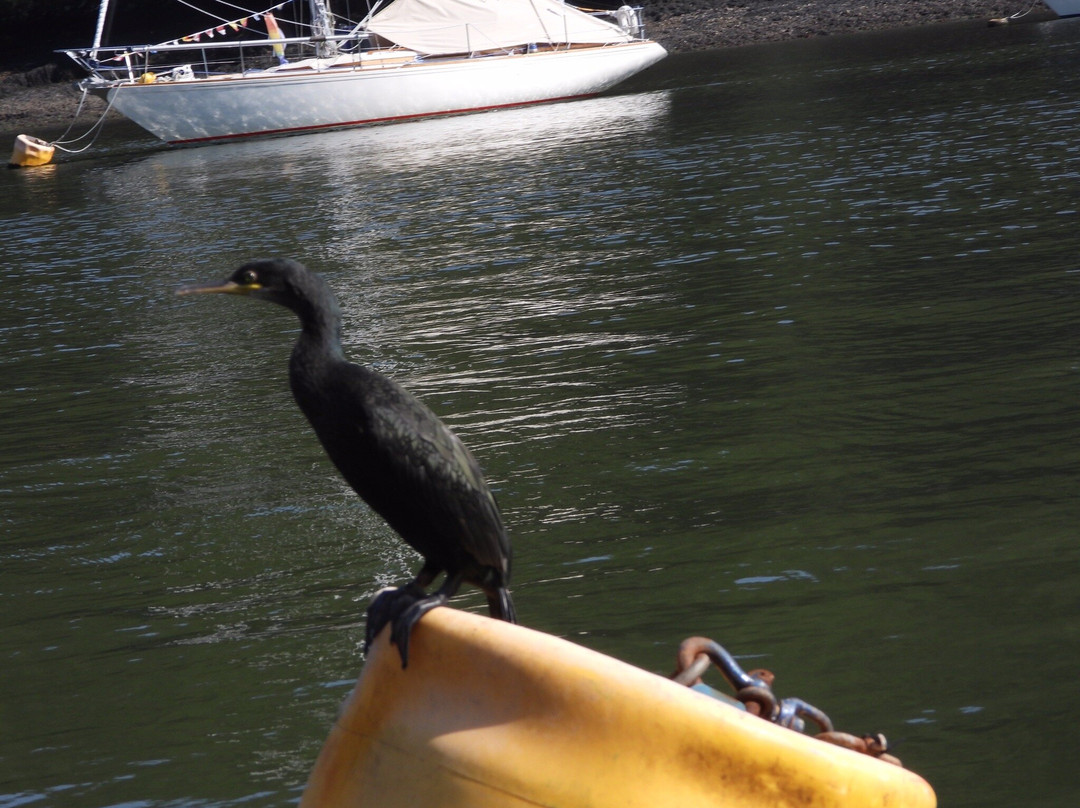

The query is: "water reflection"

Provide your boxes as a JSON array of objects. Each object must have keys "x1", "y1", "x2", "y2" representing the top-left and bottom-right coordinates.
[
  {"x1": 106, "y1": 90, "x2": 671, "y2": 180},
  {"x1": 4, "y1": 21, "x2": 1080, "y2": 808}
]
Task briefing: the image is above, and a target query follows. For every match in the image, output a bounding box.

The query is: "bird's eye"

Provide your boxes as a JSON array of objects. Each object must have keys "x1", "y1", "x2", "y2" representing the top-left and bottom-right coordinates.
[{"x1": 241, "y1": 269, "x2": 258, "y2": 285}]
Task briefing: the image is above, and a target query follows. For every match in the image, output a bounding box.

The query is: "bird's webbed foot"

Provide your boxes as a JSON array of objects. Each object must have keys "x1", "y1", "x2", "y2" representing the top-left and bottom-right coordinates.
[
  {"x1": 364, "y1": 569, "x2": 461, "y2": 668},
  {"x1": 388, "y1": 592, "x2": 449, "y2": 669},
  {"x1": 364, "y1": 582, "x2": 425, "y2": 656}
]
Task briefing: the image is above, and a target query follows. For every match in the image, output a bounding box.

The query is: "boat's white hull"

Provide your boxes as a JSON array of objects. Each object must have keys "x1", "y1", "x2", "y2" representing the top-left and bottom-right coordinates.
[
  {"x1": 1044, "y1": 0, "x2": 1080, "y2": 16},
  {"x1": 105, "y1": 42, "x2": 667, "y2": 143}
]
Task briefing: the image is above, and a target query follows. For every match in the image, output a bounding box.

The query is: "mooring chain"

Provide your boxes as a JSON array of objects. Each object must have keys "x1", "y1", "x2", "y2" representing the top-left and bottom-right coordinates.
[{"x1": 671, "y1": 636, "x2": 902, "y2": 767}]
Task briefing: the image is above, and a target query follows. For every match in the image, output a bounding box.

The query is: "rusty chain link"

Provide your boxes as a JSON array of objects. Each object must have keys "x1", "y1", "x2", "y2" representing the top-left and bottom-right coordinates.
[{"x1": 671, "y1": 636, "x2": 902, "y2": 766}]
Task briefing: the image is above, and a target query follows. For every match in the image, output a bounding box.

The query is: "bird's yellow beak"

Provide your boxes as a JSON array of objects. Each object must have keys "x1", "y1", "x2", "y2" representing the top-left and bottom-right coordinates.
[{"x1": 176, "y1": 280, "x2": 262, "y2": 296}]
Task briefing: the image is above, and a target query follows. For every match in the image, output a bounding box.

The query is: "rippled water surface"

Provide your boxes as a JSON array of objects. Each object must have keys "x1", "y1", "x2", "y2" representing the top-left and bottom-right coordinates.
[{"x1": 3, "y1": 18, "x2": 1079, "y2": 808}]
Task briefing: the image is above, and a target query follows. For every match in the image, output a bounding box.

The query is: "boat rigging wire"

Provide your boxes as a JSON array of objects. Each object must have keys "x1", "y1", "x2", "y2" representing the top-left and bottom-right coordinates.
[
  {"x1": 171, "y1": 0, "x2": 295, "y2": 25},
  {"x1": 162, "y1": 0, "x2": 337, "y2": 43}
]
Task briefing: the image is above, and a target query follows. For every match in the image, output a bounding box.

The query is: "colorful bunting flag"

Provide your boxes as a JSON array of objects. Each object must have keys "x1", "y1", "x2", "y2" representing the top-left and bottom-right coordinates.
[{"x1": 151, "y1": 3, "x2": 291, "y2": 53}]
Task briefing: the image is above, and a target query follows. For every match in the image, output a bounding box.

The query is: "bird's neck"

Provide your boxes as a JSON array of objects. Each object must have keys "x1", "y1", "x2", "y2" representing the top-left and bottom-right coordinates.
[
  {"x1": 296, "y1": 294, "x2": 344, "y2": 352},
  {"x1": 289, "y1": 303, "x2": 344, "y2": 384}
]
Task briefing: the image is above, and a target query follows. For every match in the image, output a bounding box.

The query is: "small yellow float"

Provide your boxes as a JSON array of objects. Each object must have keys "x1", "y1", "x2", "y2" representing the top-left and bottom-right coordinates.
[
  {"x1": 300, "y1": 607, "x2": 936, "y2": 808},
  {"x1": 9, "y1": 134, "x2": 55, "y2": 168}
]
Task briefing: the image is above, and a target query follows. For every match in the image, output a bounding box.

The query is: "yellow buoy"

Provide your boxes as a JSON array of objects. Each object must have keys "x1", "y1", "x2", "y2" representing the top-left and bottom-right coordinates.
[
  {"x1": 137, "y1": 72, "x2": 157, "y2": 84},
  {"x1": 300, "y1": 608, "x2": 938, "y2": 808},
  {"x1": 9, "y1": 134, "x2": 55, "y2": 168}
]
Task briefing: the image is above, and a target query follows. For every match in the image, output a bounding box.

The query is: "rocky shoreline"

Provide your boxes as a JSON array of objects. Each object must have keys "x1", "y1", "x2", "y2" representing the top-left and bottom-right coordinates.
[
  {"x1": 0, "y1": 0, "x2": 1048, "y2": 136},
  {"x1": 648, "y1": 0, "x2": 1034, "y2": 51}
]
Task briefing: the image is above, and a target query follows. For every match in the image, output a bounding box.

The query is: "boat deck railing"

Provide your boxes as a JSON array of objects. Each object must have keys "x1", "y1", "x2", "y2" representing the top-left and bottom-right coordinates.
[{"x1": 62, "y1": 34, "x2": 370, "y2": 84}]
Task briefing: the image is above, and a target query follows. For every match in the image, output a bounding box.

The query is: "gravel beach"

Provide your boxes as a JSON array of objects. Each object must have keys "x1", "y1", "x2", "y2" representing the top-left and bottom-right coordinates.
[{"x1": 0, "y1": 0, "x2": 1049, "y2": 136}]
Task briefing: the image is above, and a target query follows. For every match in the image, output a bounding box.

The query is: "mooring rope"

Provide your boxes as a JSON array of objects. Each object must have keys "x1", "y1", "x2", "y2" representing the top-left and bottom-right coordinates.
[
  {"x1": 49, "y1": 87, "x2": 119, "y2": 155},
  {"x1": 1008, "y1": 0, "x2": 1044, "y2": 20}
]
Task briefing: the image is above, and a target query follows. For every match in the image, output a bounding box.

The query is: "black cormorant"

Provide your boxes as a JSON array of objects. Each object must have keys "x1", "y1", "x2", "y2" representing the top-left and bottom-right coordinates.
[{"x1": 178, "y1": 258, "x2": 515, "y2": 666}]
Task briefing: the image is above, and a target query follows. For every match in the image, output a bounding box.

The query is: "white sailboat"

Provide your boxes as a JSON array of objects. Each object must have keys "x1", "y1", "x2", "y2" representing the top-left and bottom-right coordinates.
[{"x1": 61, "y1": 0, "x2": 667, "y2": 144}]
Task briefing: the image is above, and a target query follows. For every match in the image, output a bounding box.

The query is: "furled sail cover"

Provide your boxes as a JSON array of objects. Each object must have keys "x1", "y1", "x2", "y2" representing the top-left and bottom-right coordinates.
[{"x1": 366, "y1": 0, "x2": 633, "y2": 55}]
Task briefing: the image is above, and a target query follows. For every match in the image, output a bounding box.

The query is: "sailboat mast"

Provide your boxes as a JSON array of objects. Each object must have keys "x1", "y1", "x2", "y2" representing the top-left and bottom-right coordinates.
[
  {"x1": 91, "y1": 0, "x2": 111, "y2": 57},
  {"x1": 308, "y1": 0, "x2": 339, "y2": 56}
]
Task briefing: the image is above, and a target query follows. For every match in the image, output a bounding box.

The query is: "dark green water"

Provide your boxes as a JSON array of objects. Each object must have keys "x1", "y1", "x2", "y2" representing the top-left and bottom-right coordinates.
[{"x1": 3, "y1": 17, "x2": 1079, "y2": 808}]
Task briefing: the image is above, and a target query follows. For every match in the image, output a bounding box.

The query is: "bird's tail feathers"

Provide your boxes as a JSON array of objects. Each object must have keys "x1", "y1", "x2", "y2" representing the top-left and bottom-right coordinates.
[{"x1": 487, "y1": 587, "x2": 517, "y2": 624}]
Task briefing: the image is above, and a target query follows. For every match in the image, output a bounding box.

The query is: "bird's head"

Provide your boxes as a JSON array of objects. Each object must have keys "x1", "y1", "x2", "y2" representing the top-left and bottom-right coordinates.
[{"x1": 177, "y1": 258, "x2": 339, "y2": 325}]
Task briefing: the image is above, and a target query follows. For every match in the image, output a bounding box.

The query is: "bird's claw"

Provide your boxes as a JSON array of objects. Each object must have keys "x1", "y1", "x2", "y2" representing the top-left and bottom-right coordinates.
[
  {"x1": 364, "y1": 583, "x2": 448, "y2": 668},
  {"x1": 364, "y1": 584, "x2": 422, "y2": 655},
  {"x1": 388, "y1": 592, "x2": 449, "y2": 668}
]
